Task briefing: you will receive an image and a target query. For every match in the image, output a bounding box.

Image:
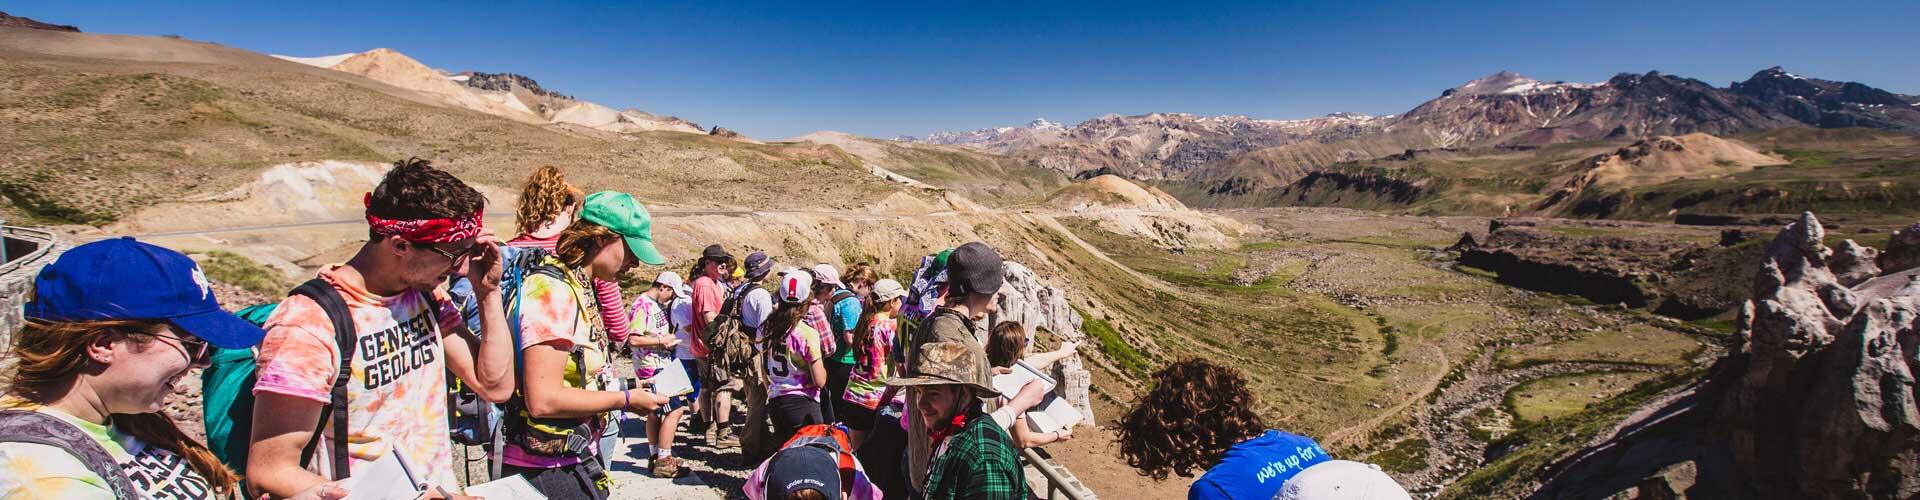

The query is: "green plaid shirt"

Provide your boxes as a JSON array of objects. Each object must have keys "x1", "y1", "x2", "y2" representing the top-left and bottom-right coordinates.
[{"x1": 924, "y1": 408, "x2": 1028, "y2": 500}]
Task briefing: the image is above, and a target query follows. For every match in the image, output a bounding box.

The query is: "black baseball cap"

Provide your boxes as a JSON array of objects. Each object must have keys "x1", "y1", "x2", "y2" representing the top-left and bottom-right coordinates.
[
  {"x1": 946, "y1": 241, "x2": 1004, "y2": 296},
  {"x1": 764, "y1": 445, "x2": 843, "y2": 500}
]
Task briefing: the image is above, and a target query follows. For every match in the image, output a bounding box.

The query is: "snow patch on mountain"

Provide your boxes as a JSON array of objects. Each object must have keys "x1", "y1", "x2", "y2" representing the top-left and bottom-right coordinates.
[{"x1": 271, "y1": 52, "x2": 359, "y2": 69}]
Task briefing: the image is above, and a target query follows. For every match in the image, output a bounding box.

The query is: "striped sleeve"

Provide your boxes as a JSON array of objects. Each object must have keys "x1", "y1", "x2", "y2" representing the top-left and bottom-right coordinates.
[{"x1": 594, "y1": 278, "x2": 631, "y2": 343}]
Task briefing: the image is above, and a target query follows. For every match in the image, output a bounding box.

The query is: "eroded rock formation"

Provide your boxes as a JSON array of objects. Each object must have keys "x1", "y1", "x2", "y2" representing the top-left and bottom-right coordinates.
[{"x1": 994, "y1": 261, "x2": 1096, "y2": 424}]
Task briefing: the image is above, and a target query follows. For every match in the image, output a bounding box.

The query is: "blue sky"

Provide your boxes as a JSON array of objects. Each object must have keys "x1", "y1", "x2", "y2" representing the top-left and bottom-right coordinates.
[{"x1": 15, "y1": 1, "x2": 1920, "y2": 140}]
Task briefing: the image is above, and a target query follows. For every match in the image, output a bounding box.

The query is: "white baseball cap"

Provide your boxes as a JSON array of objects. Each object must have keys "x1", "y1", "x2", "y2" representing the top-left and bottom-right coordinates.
[
  {"x1": 872, "y1": 279, "x2": 907, "y2": 303},
  {"x1": 812, "y1": 264, "x2": 843, "y2": 287},
  {"x1": 654, "y1": 271, "x2": 684, "y2": 290},
  {"x1": 778, "y1": 269, "x2": 814, "y2": 303},
  {"x1": 1275, "y1": 461, "x2": 1411, "y2": 500}
]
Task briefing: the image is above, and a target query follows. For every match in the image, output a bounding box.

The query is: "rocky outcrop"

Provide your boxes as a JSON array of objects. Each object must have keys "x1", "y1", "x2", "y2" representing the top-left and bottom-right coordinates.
[
  {"x1": 1455, "y1": 223, "x2": 1694, "y2": 310},
  {"x1": 1881, "y1": 223, "x2": 1920, "y2": 274},
  {"x1": 1710, "y1": 212, "x2": 1920, "y2": 498},
  {"x1": 993, "y1": 261, "x2": 1095, "y2": 425},
  {"x1": 709, "y1": 126, "x2": 745, "y2": 140},
  {"x1": 0, "y1": 12, "x2": 79, "y2": 32},
  {"x1": 1529, "y1": 212, "x2": 1919, "y2": 499},
  {"x1": 1830, "y1": 239, "x2": 1882, "y2": 287}
]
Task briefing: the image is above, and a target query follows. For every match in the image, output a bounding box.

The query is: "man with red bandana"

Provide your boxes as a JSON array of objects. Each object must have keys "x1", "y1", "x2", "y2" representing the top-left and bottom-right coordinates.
[{"x1": 247, "y1": 158, "x2": 519, "y2": 497}]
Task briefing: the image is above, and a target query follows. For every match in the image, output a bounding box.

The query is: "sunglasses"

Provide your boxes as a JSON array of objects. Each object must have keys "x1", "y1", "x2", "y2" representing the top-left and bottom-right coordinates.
[
  {"x1": 421, "y1": 242, "x2": 482, "y2": 262},
  {"x1": 151, "y1": 332, "x2": 214, "y2": 365}
]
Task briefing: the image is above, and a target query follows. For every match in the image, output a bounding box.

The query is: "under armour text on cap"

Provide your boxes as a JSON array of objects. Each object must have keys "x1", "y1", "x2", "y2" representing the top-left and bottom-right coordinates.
[
  {"x1": 946, "y1": 241, "x2": 1004, "y2": 296},
  {"x1": 764, "y1": 445, "x2": 844, "y2": 500},
  {"x1": 580, "y1": 191, "x2": 667, "y2": 266},
  {"x1": 25, "y1": 237, "x2": 265, "y2": 349}
]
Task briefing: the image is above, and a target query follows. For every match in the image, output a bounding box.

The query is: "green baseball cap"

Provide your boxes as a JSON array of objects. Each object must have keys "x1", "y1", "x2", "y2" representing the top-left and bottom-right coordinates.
[{"x1": 580, "y1": 191, "x2": 667, "y2": 266}]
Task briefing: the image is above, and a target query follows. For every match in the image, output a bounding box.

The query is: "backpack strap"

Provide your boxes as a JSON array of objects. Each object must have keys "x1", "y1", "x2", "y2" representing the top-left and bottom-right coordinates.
[
  {"x1": 0, "y1": 410, "x2": 140, "y2": 499},
  {"x1": 291, "y1": 278, "x2": 358, "y2": 480}
]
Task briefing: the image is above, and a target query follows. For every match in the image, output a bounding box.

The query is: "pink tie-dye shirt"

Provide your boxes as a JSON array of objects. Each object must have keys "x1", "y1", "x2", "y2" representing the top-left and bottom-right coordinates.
[{"x1": 253, "y1": 265, "x2": 465, "y2": 490}]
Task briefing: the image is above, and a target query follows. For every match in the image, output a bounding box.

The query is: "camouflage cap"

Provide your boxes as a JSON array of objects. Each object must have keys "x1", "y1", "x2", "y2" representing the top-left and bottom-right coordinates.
[{"x1": 887, "y1": 341, "x2": 999, "y2": 399}]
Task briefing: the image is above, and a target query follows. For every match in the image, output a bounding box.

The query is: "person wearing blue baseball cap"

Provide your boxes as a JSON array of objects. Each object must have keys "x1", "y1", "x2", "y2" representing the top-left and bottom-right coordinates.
[{"x1": 0, "y1": 237, "x2": 266, "y2": 499}]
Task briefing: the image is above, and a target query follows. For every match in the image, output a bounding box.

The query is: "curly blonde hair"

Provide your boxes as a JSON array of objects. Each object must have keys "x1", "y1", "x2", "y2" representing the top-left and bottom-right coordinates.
[{"x1": 515, "y1": 166, "x2": 585, "y2": 237}]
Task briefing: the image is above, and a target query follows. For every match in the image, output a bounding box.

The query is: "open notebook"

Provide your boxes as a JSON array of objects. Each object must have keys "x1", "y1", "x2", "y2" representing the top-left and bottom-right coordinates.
[{"x1": 989, "y1": 360, "x2": 1083, "y2": 433}]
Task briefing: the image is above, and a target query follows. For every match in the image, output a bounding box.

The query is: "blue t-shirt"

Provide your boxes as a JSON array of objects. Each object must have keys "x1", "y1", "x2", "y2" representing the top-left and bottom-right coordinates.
[{"x1": 1189, "y1": 431, "x2": 1330, "y2": 500}]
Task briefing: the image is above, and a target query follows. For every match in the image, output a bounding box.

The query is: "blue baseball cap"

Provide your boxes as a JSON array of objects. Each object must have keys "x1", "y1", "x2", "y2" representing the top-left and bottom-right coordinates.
[{"x1": 25, "y1": 237, "x2": 265, "y2": 349}]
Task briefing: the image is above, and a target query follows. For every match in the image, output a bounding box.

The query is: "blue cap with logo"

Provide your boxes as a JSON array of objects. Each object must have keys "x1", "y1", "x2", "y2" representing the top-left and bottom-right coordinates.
[{"x1": 25, "y1": 237, "x2": 266, "y2": 349}]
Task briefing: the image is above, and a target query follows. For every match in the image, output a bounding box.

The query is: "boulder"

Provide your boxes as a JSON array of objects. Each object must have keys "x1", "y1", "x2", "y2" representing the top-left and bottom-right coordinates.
[
  {"x1": 1880, "y1": 223, "x2": 1920, "y2": 274},
  {"x1": 1829, "y1": 239, "x2": 1881, "y2": 287}
]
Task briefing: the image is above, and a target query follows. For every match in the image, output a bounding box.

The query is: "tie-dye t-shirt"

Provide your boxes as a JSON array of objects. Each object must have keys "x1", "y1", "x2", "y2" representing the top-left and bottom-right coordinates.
[
  {"x1": 766, "y1": 323, "x2": 825, "y2": 400},
  {"x1": 252, "y1": 265, "x2": 465, "y2": 490},
  {"x1": 504, "y1": 260, "x2": 609, "y2": 468},
  {"x1": 0, "y1": 402, "x2": 216, "y2": 500},
  {"x1": 842, "y1": 317, "x2": 904, "y2": 410},
  {"x1": 804, "y1": 303, "x2": 836, "y2": 356},
  {"x1": 628, "y1": 295, "x2": 675, "y2": 380}
]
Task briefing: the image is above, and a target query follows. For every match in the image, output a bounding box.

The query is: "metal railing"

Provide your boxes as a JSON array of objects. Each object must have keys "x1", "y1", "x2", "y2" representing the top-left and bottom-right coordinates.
[{"x1": 1023, "y1": 447, "x2": 1097, "y2": 500}]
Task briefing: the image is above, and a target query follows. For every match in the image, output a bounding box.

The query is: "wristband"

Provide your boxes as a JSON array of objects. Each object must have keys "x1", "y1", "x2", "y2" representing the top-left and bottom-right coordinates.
[{"x1": 624, "y1": 389, "x2": 632, "y2": 411}]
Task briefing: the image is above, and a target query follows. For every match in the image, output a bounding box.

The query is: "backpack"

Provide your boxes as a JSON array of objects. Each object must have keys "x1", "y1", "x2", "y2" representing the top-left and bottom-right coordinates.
[
  {"x1": 201, "y1": 304, "x2": 276, "y2": 471},
  {"x1": 0, "y1": 409, "x2": 141, "y2": 499},
  {"x1": 196, "y1": 279, "x2": 365, "y2": 479},
  {"x1": 700, "y1": 283, "x2": 761, "y2": 380},
  {"x1": 493, "y1": 253, "x2": 607, "y2": 477},
  {"x1": 826, "y1": 289, "x2": 859, "y2": 335}
]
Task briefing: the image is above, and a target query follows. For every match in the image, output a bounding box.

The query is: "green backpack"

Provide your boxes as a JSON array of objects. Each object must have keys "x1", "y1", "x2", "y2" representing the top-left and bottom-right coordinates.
[{"x1": 201, "y1": 303, "x2": 277, "y2": 471}]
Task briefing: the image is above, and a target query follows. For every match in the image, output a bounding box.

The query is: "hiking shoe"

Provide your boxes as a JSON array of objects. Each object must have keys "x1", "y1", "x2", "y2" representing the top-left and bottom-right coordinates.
[
  {"x1": 688, "y1": 418, "x2": 711, "y2": 436},
  {"x1": 715, "y1": 427, "x2": 739, "y2": 448},
  {"x1": 650, "y1": 455, "x2": 683, "y2": 478}
]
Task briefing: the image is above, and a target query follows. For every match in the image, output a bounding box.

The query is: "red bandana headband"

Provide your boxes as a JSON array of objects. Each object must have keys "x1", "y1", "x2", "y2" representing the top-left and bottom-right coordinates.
[{"x1": 364, "y1": 192, "x2": 484, "y2": 244}]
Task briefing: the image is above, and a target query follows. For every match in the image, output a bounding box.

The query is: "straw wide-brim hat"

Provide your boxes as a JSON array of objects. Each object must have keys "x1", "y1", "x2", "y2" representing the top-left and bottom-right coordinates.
[{"x1": 887, "y1": 341, "x2": 999, "y2": 399}]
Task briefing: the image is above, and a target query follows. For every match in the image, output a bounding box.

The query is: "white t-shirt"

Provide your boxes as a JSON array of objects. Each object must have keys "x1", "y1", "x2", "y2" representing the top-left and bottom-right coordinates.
[
  {"x1": 670, "y1": 295, "x2": 695, "y2": 360},
  {"x1": 738, "y1": 284, "x2": 775, "y2": 336}
]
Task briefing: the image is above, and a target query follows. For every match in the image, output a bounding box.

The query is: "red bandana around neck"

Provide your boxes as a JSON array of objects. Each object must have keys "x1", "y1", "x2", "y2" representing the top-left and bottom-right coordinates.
[{"x1": 364, "y1": 192, "x2": 484, "y2": 244}]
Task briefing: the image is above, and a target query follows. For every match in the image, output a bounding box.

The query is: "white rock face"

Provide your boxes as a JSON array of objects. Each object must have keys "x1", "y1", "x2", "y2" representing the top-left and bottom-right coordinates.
[{"x1": 993, "y1": 261, "x2": 1096, "y2": 423}]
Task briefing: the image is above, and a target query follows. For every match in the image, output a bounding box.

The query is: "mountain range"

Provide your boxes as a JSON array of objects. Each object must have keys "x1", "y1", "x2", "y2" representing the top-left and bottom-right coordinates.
[{"x1": 900, "y1": 68, "x2": 1920, "y2": 181}]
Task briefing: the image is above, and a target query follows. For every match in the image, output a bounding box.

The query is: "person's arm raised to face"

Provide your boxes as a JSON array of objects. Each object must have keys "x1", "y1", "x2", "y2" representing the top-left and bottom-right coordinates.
[
  {"x1": 441, "y1": 229, "x2": 515, "y2": 403},
  {"x1": 522, "y1": 340, "x2": 665, "y2": 418},
  {"x1": 246, "y1": 392, "x2": 334, "y2": 497}
]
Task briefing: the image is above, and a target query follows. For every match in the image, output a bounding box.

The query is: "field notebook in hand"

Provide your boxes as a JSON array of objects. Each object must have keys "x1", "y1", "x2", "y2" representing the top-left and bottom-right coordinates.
[
  {"x1": 649, "y1": 360, "x2": 695, "y2": 397},
  {"x1": 990, "y1": 360, "x2": 1083, "y2": 433},
  {"x1": 340, "y1": 449, "x2": 425, "y2": 500}
]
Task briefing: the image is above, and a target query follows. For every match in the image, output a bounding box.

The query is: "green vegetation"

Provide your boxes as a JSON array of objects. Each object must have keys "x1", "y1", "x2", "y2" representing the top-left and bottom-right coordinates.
[
  {"x1": 1078, "y1": 306, "x2": 1152, "y2": 379},
  {"x1": 1445, "y1": 368, "x2": 1704, "y2": 499},
  {"x1": 1368, "y1": 438, "x2": 1431, "y2": 474},
  {"x1": 195, "y1": 250, "x2": 288, "y2": 297},
  {"x1": 1504, "y1": 371, "x2": 1662, "y2": 423},
  {"x1": 1774, "y1": 148, "x2": 1836, "y2": 167},
  {"x1": 1493, "y1": 324, "x2": 1701, "y2": 369}
]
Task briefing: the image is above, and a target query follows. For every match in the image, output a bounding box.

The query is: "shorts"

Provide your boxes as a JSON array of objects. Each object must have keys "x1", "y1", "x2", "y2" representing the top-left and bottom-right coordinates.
[
  {"x1": 700, "y1": 359, "x2": 744, "y2": 392},
  {"x1": 503, "y1": 460, "x2": 610, "y2": 500},
  {"x1": 835, "y1": 398, "x2": 879, "y2": 431},
  {"x1": 679, "y1": 359, "x2": 703, "y2": 401},
  {"x1": 769, "y1": 394, "x2": 823, "y2": 445},
  {"x1": 654, "y1": 394, "x2": 692, "y2": 416}
]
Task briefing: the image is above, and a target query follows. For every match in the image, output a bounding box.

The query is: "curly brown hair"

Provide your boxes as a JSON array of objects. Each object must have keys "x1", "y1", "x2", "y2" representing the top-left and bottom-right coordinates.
[
  {"x1": 1116, "y1": 358, "x2": 1266, "y2": 481},
  {"x1": 515, "y1": 165, "x2": 584, "y2": 237}
]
